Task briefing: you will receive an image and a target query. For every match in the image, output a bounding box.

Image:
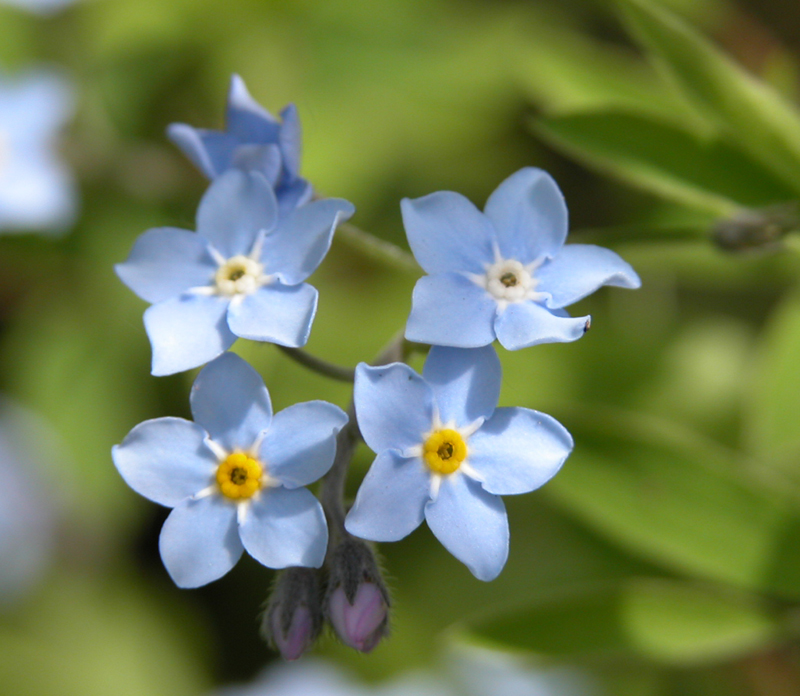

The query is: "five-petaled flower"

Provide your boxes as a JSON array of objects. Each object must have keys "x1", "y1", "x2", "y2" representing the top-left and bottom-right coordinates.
[
  {"x1": 345, "y1": 344, "x2": 572, "y2": 581},
  {"x1": 112, "y1": 352, "x2": 348, "y2": 588},
  {"x1": 0, "y1": 70, "x2": 76, "y2": 233},
  {"x1": 168, "y1": 74, "x2": 311, "y2": 217},
  {"x1": 402, "y1": 167, "x2": 641, "y2": 350},
  {"x1": 116, "y1": 168, "x2": 354, "y2": 375}
]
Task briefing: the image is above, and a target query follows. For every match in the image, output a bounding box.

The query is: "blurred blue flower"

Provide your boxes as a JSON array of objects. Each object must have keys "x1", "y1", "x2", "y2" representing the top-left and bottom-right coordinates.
[
  {"x1": 169, "y1": 74, "x2": 311, "y2": 217},
  {"x1": 403, "y1": 167, "x2": 641, "y2": 350},
  {"x1": 0, "y1": 398, "x2": 59, "y2": 605},
  {"x1": 0, "y1": 0, "x2": 76, "y2": 14},
  {"x1": 112, "y1": 352, "x2": 347, "y2": 588},
  {"x1": 345, "y1": 344, "x2": 572, "y2": 581},
  {"x1": 0, "y1": 70, "x2": 76, "y2": 233},
  {"x1": 116, "y1": 168, "x2": 354, "y2": 375}
]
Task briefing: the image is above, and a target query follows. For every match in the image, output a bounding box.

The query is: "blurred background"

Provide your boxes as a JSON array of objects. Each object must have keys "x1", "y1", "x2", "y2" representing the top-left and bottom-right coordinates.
[{"x1": 3, "y1": 0, "x2": 800, "y2": 694}]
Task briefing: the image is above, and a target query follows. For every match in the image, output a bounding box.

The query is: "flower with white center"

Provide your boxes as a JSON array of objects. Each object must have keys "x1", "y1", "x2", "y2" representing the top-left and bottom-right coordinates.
[
  {"x1": 115, "y1": 168, "x2": 354, "y2": 375},
  {"x1": 345, "y1": 344, "x2": 572, "y2": 581},
  {"x1": 112, "y1": 352, "x2": 348, "y2": 588},
  {"x1": 0, "y1": 70, "x2": 76, "y2": 233},
  {"x1": 402, "y1": 167, "x2": 641, "y2": 350},
  {"x1": 169, "y1": 74, "x2": 311, "y2": 218}
]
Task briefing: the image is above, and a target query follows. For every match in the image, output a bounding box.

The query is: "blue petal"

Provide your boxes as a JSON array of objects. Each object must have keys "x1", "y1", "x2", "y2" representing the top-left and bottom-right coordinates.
[
  {"x1": 226, "y1": 74, "x2": 280, "y2": 143},
  {"x1": 483, "y1": 168, "x2": 568, "y2": 263},
  {"x1": 422, "y1": 345, "x2": 501, "y2": 426},
  {"x1": 405, "y1": 274, "x2": 498, "y2": 348},
  {"x1": 145, "y1": 294, "x2": 236, "y2": 376},
  {"x1": 354, "y1": 362, "x2": 435, "y2": 454},
  {"x1": 227, "y1": 282, "x2": 317, "y2": 346},
  {"x1": 425, "y1": 473, "x2": 508, "y2": 581},
  {"x1": 190, "y1": 352, "x2": 272, "y2": 453},
  {"x1": 494, "y1": 301, "x2": 589, "y2": 350},
  {"x1": 231, "y1": 143, "x2": 282, "y2": 184},
  {"x1": 258, "y1": 401, "x2": 348, "y2": 488},
  {"x1": 112, "y1": 417, "x2": 218, "y2": 507},
  {"x1": 401, "y1": 192, "x2": 495, "y2": 275},
  {"x1": 535, "y1": 244, "x2": 642, "y2": 309},
  {"x1": 276, "y1": 177, "x2": 314, "y2": 218},
  {"x1": 167, "y1": 123, "x2": 238, "y2": 179},
  {"x1": 196, "y1": 169, "x2": 278, "y2": 258},
  {"x1": 159, "y1": 495, "x2": 242, "y2": 588},
  {"x1": 115, "y1": 227, "x2": 217, "y2": 304},
  {"x1": 468, "y1": 407, "x2": 572, "y2": 495},
  {"x1": 239, "y1": 487, "x2": 328, "y2": 569},
  {"x1": 261, "y1": 198, "x2": 355, "y2": 285},
  {"x1": 345, "y1": 450, "x2": 429, "y2": 542},
  {"x1": 278, "y1": 103, "x2": 302, "y2": 177},
  {"x1": 0, "y1": 71, "x2": 72, "y2": 143}
]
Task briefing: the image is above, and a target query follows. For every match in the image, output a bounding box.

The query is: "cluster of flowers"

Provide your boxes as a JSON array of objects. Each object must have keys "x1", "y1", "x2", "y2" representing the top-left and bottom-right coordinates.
[{"x1": 112, "y1": 76, "x2": 640, "y2": 659}]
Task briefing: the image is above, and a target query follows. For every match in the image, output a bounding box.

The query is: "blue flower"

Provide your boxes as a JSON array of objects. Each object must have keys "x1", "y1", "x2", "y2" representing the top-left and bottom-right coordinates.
[
  {"x1": 344, "y1": 345, "x2": 572, "y2": 581},
  {"x1": 112, "y1": 352, "x2": 348, "y2": 588},
  {"x1": 402, "y1": 168, "x2": 641, "y2": 350},
  {"x1": 116, "y1": 168, "x2": 354, "y2": 375},
  {"x1": 0, "y1": 0, "x2": 77, "y2": 14},
  {"x1": 168, "y1": 74, "x2": 311, "y2": 217},
  {"x1": 0, "y1": 70, "x2": 76, "y2": 233}
]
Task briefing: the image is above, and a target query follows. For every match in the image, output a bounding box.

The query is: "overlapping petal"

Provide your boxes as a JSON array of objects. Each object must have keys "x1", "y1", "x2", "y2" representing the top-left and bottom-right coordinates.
[
  {"x1": 535, "y1": 244, "x2": 642, "y2": 309},
  {"x1": 190, "y1": 353, "x2": 272, "y2": 453},
  {"x1": 196, "y1": 169, "x2": 278, "y2": 258},
  {"x1": 467, "y1": 407, "x2": 572, "y2": 496},
  {"x1": 423, "y1": 345, "x2": 500, "y2": 426},
  {"x1": 425, "y1": 474, "x2": 509, "y2": 582},
  {"x1": 112, "y1": 417, "x2": 217, "y2": 507},
  {"x1": 345, "y1": 451, "x2": 429, "y2": 542},
  {"x1": 159, "y1": 495, "x2": 243, "y2": 588},
  {"x1": 261, "y1": 198, "x2": 355, "y2": 285},
  {"x1": 278, "y1": 103, "x2": 302, "y2": 177},
  {"x1": 227, "y1": 282, "x2": 317, "y2": 346},
  {"x1": 145, "y1": 293, "x2": 236, "y2": 375},
  {"x1": 401, "y1": 192, "x2": 495, "y2": 275},
  {"x1": 405, "y1": 274, "x2": 498, "y2": 348},
  {"x1": 231, "y1": 143, "x2": 282, "y2": 182},
  {"x1": 239, "y1": 487, "x2": 328, "y2": 569},
  {"x1": 167, "y1": 124, "x2": 238, "y2": 179},
  {"x1": 494, "y1": 301, "x2": 589, "y2": 350},
  {"x1": 114, "y1": 227, "x2": 217, "y2": 304},
  {"x1": 483, "y1": 167, "x2": 568, "y2": 263},
  {"x1": 226, "y1": 74, "x2": 280, "y2": 143},
  {"x1": 259, "y1": 401, "x2": 348, "y2": 489},
  {"x1": 354, "y1": 363, "x2": 435, "y2": 454}
]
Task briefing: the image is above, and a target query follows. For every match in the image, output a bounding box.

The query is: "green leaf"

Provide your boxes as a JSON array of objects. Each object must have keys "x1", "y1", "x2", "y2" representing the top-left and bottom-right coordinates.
[
  {"x1": 533, "y1": 111, "x2": 796, "y2": 216},
  {"x1": 545, "y1": 407, "x2": 790, "y2": 591},
  {"x1": 616, "y1": 0, "x2": 800, "y2": 196},
  {"x1": 463, "y1": 579, "x2": 776, "y2": 666}
]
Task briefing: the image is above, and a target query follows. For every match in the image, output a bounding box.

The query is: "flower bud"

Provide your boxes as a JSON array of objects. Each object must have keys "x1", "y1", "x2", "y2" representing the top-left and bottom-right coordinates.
[
  {"x1": 324, "y1": 537, "x2": 390, "y2": 652},
  {"x1": 712, "y1": 204, "x2": 798, "y2": 252},
  {"x1": 261, "y1": 567, "x2": 323, "y2": 661}
]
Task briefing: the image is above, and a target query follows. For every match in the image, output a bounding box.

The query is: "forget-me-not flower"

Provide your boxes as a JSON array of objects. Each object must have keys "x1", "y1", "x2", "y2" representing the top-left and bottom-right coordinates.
[
  {"x1": 113, "y1": 352, "x2": 347, "y2": 588},
  {"x1": 0, "y1": 70, "x2": 76, "y2": 233},
  {"x1": 169, "y1": 74, "x2": 311, "y2": 217},
  {"x1": 116, "y1": 168, "x2": 354, "y2": 375},
  {"x1": 403, "y1": 167, "x2": 641, "y2": 350},
  {"x1": 345, "y1": 344, "x2": 572, "y2": 581},
  {"x1": 0, "y1": 0, "x2": 77, "y2": 14}
]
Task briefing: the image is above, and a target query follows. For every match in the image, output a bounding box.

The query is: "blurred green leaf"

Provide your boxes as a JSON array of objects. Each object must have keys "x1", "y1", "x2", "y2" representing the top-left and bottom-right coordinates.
[
  {"x1": 616, "y1": 0, "x2": 800, "y2": 196},
  {"x1": 533, "y1": 111, "x2": 795, "y2": 216},
  {"x1": 463, "y1": 578, "x2": 776, "y2": 666}
]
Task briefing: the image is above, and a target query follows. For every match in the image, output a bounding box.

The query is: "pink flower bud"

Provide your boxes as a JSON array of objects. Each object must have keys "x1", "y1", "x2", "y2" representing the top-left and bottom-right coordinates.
[
  {"x1": 328, "y1": 581, "x2": 388, "y2": 653},
  {"x1": 271, "y1": 604, "x2": 313, "y2": 661}
]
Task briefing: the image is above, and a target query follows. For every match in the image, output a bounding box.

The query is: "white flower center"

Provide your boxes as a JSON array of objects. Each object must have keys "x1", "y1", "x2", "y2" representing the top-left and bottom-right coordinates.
[
  {"x1": 214, "y1": 254, "x2": 267, "y2": 297},
  {"x1": 469, "y1": 254, "x2": 548, "y2": 309}
]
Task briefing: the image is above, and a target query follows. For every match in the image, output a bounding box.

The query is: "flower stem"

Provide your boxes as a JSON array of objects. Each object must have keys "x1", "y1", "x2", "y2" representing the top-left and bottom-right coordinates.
[{"x1": 276, "y1": 345, "x2": 356, "y2": 383}]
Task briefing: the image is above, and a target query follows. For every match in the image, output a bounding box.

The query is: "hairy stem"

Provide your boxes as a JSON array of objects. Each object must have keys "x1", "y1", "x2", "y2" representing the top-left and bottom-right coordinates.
[{"x1": 276, "y1": 345, "x2": 356, "y2": 383}]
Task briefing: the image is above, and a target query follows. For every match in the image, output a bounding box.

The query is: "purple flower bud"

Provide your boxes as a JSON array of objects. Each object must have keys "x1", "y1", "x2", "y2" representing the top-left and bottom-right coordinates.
[
  {"x1": 271, "y1": 603, "x2": 314, "y2": 661},
  {"x1": 328, "y1": 581, "x2": 388, "y2": 652}
]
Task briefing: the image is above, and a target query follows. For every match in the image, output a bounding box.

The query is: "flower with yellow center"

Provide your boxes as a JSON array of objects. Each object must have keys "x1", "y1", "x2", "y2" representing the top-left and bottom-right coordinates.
[{"x1": 215, "y1": 452, "x2": 264, "y2": 499}]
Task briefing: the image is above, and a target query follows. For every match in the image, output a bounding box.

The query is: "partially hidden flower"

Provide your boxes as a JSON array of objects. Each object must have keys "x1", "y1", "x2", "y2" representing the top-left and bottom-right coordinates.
[
  {"x1": 169, "y1": 74, "x2": 311, "y2": 217},
  {"x1": 0, "y1": 0, "x2": 77, "y2": 15},
  {"x1": 112, "y1": 352, "x2": 348, "y2": 588},
  {"x1": 402, "y1": 167, "x2": 640, "y2": 350},
  {"x1": 345, "y1": 344, "x2": 572, "y2": 581},
  {"x1": 0, "y1": 70, "x2": 76, "y2": 233},
  {"x1": 115, "y1": 168, "x2": 354, "y2": 375}
]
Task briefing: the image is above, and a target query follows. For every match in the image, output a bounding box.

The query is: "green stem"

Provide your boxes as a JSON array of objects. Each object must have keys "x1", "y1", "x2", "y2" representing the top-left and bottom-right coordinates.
[{"x1": 276, "y1": 345, "x2": 356, "y2": 383}]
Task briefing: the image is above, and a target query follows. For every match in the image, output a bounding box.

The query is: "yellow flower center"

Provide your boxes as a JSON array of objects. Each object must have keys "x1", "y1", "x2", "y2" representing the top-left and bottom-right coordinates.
[
  {"x1": 216, "y1": 452, "x2": 263, "y2": 500},
  {"x1": 423, "y1": 429, "x2": 467, "y2": 475}
]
